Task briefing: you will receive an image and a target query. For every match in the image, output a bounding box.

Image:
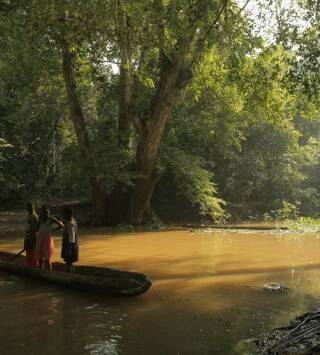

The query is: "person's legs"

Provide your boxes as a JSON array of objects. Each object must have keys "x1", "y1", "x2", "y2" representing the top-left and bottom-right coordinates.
[
  {"x1": 26, "y1": 249, "x2": 32, "y2": 267},
  {"x1": 45, "y1": 260, "x2": 52, "y2": 271},
  {"x1": 26, "y1": 249, "x2": 37, "y2": 267},
  {"x1": 67, "y1": 262, "x2": 74, "y2": 273}
]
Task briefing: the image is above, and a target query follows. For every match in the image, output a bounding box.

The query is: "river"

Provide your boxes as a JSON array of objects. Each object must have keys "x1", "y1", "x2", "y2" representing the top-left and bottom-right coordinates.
[{"x1": 1, "y1": 222, "x2": 320, "y2": 354}]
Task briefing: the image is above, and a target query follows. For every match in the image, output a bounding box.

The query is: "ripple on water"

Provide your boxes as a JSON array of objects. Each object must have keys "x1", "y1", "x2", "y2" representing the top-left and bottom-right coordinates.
[
  {"x1": 0, "y1": 280, "x2": 16, "y2": 287},
  {"x1": 85, "y1": 339, "x2": 120, "y2": 355},
  {"x1": 1, "y1": 230, "x2": 320, "y2": 355},
  {"x1": 84, "y1": 303, "x2": 99, "y2": 310}
]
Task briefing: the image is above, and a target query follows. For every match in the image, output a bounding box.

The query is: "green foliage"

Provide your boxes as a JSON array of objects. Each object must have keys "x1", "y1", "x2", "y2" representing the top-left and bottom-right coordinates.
[
  {"x1": 287, "y1": 1, "x2": 320, "y2": 100},
  {"x1": 0, "y1": 137, "x2": 14, "y2": 200},
  {"x1": 275, "y1": 200, "x2": 301, "y2": 220},
  {"x1": 1, "y1": 0, "x2": 320, "y2": 225},
  {"x1": 281, "y1": 217, "x2": 320, "y2": 233},
  {"x1": 0, "y1": 138, "x2": 13, "y2": 161},
  {"x1": 160, "y1": 145, "x2": 227, "y2": 222},
  {"x1": 0, "y1": 138, "x2": 12, "y2": 148}
]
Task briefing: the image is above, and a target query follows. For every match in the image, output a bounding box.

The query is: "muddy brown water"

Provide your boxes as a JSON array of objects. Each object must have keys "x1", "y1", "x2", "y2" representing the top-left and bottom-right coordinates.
[{"x1": 1, "y1": 218, "x2": 320, "y2": 354}]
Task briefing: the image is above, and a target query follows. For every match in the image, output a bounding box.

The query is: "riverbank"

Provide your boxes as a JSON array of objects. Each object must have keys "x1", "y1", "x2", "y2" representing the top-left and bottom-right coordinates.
[
  {"x1": 0, "y1": 206, "x2": 288, "y2": 239},
  {"x1": 253, "y1": 310, "x2": 320, "y2": 354}
]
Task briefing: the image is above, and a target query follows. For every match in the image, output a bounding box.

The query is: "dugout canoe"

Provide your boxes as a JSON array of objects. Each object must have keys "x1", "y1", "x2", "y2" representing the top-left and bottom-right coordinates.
[{"x1": 0, "y1": 251, "x2": 151, "y2": 296}]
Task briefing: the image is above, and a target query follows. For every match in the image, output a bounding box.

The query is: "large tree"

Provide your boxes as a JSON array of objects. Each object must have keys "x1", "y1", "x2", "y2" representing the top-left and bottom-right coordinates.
[
  {"x1": 110, "y1": 0, "x2": 253, "y2": 223},
  {"x1": 2, "y1": 0, "x2": 254, "y2": 224},
  {"x1": 6, "y1": 1, "x2": 319, "y2": 224}
]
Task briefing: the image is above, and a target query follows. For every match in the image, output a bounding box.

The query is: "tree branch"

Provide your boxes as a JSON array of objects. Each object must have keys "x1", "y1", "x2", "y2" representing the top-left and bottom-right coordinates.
[
  {"x1": 237, "y1": 0, "x2": 251, "y2": 16},
  {"x1": 189, "y1": 0, "x2": 229, "y2": 70},
  {"x1": 116, "y1": 0, "x2": 134, "y2": 148}
]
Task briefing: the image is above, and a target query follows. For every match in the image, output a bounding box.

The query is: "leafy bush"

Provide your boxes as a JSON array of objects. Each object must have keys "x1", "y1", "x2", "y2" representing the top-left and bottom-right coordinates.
[{"x1": 275, "y1": 201, "x2": 301, "y2": 220}]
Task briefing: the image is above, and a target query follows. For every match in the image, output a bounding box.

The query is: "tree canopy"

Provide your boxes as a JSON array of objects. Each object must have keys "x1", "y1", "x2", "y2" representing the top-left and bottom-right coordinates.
[{"x1": 0, "y1": 0, "x2": 319, "y2": 224}]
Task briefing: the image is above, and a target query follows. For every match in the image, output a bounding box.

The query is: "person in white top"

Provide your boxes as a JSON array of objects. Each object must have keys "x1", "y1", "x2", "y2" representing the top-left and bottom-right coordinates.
[{"x1": 61, "y1": 207, "x2": 79, "y2": 272}]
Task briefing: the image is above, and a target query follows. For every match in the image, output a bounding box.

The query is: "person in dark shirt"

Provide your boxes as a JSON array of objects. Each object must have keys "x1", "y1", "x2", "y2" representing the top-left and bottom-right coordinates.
[{"x1": 24, "y1": 202, "x2": 38, "y2": 267}]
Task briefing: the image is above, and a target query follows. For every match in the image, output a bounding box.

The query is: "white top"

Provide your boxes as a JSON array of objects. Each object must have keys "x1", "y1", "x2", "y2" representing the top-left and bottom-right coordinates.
[{"x1": 67, "y1": 219, "x2": 77, "y2": 243}]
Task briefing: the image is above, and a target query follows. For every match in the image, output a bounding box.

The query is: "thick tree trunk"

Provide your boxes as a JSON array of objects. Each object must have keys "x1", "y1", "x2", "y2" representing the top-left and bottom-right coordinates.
[
  {"x1": 123, "y1": 2, "x2": 228, "y2": 224},
  {"x1": 61, "y1": 44, "x2": 107, "y2": 225},
  {"x1": 130, "y1": 168, "x2": 161, "y2": 224},
  {"x1": 129, "y1": 56, "x2": 187, "y2": 224}
]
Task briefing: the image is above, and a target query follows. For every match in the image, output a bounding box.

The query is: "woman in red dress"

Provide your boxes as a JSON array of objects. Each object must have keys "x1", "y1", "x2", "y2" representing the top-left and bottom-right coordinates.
[{"x1": 35, "y1": 206, "x2": 63, "y2": 271}]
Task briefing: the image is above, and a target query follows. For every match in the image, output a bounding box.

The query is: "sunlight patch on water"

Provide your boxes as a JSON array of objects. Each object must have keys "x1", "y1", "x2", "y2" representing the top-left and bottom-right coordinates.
[{"x1": 1, "y1": 229, "x2": 320, "y2": 354}]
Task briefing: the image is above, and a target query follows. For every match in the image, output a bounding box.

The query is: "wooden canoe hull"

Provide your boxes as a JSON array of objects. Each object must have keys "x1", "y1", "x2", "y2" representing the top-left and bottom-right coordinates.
[{"x1": 0, "y1": 251, "x2": 151, "y2": 296}]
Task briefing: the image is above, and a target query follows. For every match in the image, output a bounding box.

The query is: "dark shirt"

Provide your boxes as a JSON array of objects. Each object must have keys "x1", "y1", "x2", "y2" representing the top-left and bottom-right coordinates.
[{"x1": 24, "y1": 212, "x2": 38, "y2": 250}]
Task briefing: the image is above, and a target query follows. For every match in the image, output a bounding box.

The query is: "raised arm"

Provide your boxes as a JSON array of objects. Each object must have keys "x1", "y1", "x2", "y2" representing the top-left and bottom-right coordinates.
[{"x1": 50, "y1": 216, "x2": 64, "y2": 230}]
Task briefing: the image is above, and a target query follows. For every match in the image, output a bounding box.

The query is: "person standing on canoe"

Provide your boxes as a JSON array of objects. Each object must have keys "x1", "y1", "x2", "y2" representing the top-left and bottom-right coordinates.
[
  {"x1": 24, "y1": 202, "x2": 38, "y2": 267},
  {"x1": 35, "y1": 205, "x2": 63, "y2": 271},
  {"x1": 61, "y1": 207, "x2": 79, "y2": 272}
]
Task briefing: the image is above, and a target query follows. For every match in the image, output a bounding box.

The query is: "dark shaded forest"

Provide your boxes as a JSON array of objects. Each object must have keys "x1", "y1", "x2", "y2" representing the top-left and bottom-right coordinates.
[{"x1": 1, "y1": 0, "x2": 320, "y2": 225}]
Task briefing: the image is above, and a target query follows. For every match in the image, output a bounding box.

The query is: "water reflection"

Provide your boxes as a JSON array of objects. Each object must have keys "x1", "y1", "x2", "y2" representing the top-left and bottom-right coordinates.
[
  {"x1": 85, "y1": 340, "x2": 119, "y2": 355},
  {"x1": 1, "y1": 229, "x2": 320, "y2": 354},
  {"x1": 0, "y1": 274, "x2": 126, "y2": 354}
]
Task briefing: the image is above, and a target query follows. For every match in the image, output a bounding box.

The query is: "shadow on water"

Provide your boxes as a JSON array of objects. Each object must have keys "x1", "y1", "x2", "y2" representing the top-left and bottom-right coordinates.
[
  {"x1": 0, "y1": 272, "x2": 148, "y2": 355},
  {"x1": 1, "y1": 229, "x2": 320, "y2": 354}
]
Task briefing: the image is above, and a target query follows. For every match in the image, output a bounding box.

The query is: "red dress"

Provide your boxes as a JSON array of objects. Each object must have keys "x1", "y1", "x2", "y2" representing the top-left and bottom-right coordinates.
[
  {"x1": 26, "y1": 249, "x2": 38, "y2": 267},
  {"x1": 35, "y1": 219, "x2": 55, "y2": 261}
]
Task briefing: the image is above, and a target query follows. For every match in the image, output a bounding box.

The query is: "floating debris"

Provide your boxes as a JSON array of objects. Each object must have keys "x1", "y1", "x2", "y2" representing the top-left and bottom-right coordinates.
[
  {"x1": 263, "y1": 283, "x2": 288, "y2": 293},
  {"x1": 253, "y1": 309, "x2": 320, "y2": 354}
]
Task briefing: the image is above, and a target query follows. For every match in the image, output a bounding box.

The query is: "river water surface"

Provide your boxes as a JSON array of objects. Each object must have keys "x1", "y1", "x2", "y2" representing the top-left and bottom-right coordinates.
[{"x1": 1, "y1": 222, "x2": 320, "y2": 354}]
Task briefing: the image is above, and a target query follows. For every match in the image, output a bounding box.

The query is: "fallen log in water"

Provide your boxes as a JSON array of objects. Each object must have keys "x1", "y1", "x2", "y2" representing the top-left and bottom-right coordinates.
[{"x1": 184, "y1": 224, "x2": 288, "y2": 231}]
